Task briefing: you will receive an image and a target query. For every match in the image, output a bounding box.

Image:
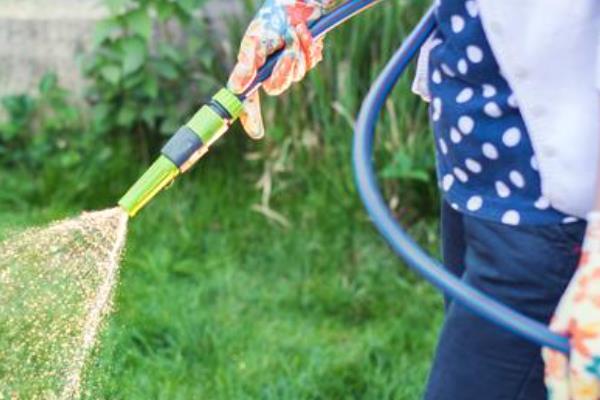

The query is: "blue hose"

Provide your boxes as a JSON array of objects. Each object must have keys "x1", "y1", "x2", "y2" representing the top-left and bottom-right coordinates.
[
  {"x1": 352, "y1": 7, "x2": 570, "y2": 353},
  {"x1": 244, "y1": 0, "x2": 571, "y2": 354}
]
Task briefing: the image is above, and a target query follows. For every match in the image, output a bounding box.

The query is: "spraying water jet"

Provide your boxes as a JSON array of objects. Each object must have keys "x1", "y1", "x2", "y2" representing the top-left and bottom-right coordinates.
[{"x1": 0, "y1": 208, "x2": 128, "y2": 398}]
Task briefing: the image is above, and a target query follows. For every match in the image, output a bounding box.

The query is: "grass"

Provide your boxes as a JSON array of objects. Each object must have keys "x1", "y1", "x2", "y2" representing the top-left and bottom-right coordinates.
[
  {"x1": 0, "y1": 0, "x2": 443, "y2": 397},
  {"x1": 0, "y1": 131, "x2": 442, "y2": 398}
]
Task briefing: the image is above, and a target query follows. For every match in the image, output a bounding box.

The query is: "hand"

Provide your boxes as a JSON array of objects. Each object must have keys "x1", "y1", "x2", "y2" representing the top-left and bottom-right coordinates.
[
  {"x1": 227, "y1": 0, "x2": 334, "y2": 139},
  {"x1": 544, "y1": 212, "x2": 600, "y2": 399}
]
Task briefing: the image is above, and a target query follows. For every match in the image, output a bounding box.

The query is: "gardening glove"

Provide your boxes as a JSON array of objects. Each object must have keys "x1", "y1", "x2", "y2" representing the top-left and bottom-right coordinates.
[
  {"x1": 227, "y1": 0, "x2": 336, "y2": 140},
  {"x1": 544, "y1": 212, "x2": 600, "y2": 400}
]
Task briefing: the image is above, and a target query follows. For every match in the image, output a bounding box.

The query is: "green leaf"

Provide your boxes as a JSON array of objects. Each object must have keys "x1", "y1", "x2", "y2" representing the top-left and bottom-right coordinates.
[
  {"x1": 121, "y1": 36, "x2": 147, "y2": 75},
  {"x1": 92, "y1": 17, "x2": 121, "y2": 46},
  {"x1": 155, "y1": 2, "x2": 174, "y2": 21},
  {"x1": 153, "y1": 60, "x2": 178, "y2": 80},
  {"x1": 116, "y1": 106, "x2": 137, "y2": 127},
  {"x1": 142, "y1": 77, "x2": 159, "y2": 99},
  {"x1": 100, "y1": 65, "x2": 122, "y2": 84},
  {"x1": 159, "y1": 43, "x2": 183, "y2": 65},
  {"x1": 104, "y1": 0, "x2": 129, "y2": 14},
  {"x1": 176, "y1": 0, "x2": 201, "y2": 16},
  {"x1": 2, "y1": 95, "x2": 36, "y2": 120},
  {"x1": 126, "y1": 9, "x2": 152, "y2": 41},
  {"x1": 38, "y1": 73, "x2": 58, "y2": 94},
  {"x1": 141, "y1": 107, "x2": 158, "y2": 126}
]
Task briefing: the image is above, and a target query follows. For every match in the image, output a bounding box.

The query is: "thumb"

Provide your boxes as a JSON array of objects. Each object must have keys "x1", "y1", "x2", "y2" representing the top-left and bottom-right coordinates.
[
  {"x1": 239, "y1": 91, "x2": 265, "y2": 140},
  {"x1": 543, "y1": 347, "x2": 570, "y2": 400}
]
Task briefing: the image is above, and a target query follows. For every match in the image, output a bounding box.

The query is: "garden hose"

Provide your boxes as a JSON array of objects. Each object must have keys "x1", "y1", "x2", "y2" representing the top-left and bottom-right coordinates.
[
  {"x1": 118, "y1": 88, "x2": 244, "y2": 216},
  {"x1": 118, "y1": 0, "x2": 383, "y2": 217},
  {"x1": 118, "y1": 0, "x2": 571, "y2": 354}
]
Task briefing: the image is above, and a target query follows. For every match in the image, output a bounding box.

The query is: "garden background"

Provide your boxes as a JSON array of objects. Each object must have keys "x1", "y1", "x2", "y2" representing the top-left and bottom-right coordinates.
[{"x1": 0, "y1": 0, "x2": 443, "y2": 398}]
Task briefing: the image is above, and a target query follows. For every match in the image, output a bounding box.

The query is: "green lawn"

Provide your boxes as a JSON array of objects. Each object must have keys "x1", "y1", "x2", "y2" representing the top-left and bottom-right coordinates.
[
  {"x1": 0, "y1": 131, "x2": 442, "y2": 399},
  {"x1": 0, "y1": 1, "x2": 439, "y2": 395}
]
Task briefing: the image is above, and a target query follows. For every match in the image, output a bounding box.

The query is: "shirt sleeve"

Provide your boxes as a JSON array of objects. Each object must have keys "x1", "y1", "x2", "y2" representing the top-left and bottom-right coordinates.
[{"x1": 411, "y1": 34, "x2": 439, "y2": 102}]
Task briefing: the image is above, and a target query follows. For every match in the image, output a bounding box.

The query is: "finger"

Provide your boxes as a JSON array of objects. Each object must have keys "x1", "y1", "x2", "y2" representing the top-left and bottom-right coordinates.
[
  {"x1": 569, "y1": 368, "x2": 600, "y2": 400},
  {"x1": 308, "y1": 37, "x2": 325, "y2": 70},
  {"x1": 228, "y1": 21, "x2": 285, "y2": 94},
  {"x1": 239, "y1": 91, "x2": 265, "y2": 140},
  {"x1": 295, "y1": 23, "x2": 324, "y2": 71},
  {"x1": 570, "y1": 329, "x2": 600, "y2": 400},
  {"x1": 290, "y1": 24, "x2": 311, "y2": 83},
  {"x1": 262, "y1": 24, "x2": 323, "y2": 95},
  {"x1": 262, "y1": 44, "x2": 298, "y2": 96},
  {"x1": 543, "y1": 348, "x2": 571, "y2": 400},
  {"x1": 550, "y1": 313, "x2": 572, "y2": 341}
]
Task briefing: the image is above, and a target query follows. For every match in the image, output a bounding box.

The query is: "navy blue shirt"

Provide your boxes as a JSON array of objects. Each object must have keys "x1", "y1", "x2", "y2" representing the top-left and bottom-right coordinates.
[{"x1": 428, "y1": 0, "x2": 577, "y2": 225}]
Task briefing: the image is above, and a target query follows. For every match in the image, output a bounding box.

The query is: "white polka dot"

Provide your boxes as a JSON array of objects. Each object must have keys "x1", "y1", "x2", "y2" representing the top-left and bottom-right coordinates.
[
  {"x1": 484, "y1": 102, "x2": 502, "y2": 118},
  {"x1": 507, "y1": 93, "x2": 518, "y2": 108},
  {"x1": 432, "y1": 69, "x2": 442, "y2": 84},
  {"x1": 502, "y1": 127, "x2": 522, "y2": 147},
  {"x1": 465, "y1": 0, "x2": 478, "y2": 17},
  {"x1": 442, "y1": 174, "x2": 455, "y2": 191},
  {"x1": 467, "y1": 196, "x2": 483, "y2": 211},
  {"x1": 502, "y1": 210, "x2": 521, "y2": 225},
  {"x1": 432, "y1": 97, "x2": 442, "y2": 121},
  {"x1": 530, "y1": 156, "x2": 538, "y2": 171},
  {"x1": 495, "y1": 181, "x2": 511, "y2": 198},
  {"x1": 563, "y1": 216, "x2": 578, "y2": 224},
  {"x1": 534, "y1": 196, "x2": 550, "y2": 210},
  {"x1": 456, "y1": 88, "x2": 474, "y2": 103},
  {"x1": 457, "y1": 59, "x2": 468, "y2": 75},
  {"x1": 451, "y1": 203, "x2": 460, "y2": 210},
  {"x1": 466, "y1": 45, "x2": 484, "y2": 63},
  {"x1": 451, "y1": 15, "x2": 465, "y2": 33},
  {"x1": 454, "y1": 167, "x2": 469, "y2": 183},
  {"x1": 438, "y1": 138, "x2": 448, "y2": 155},
  {"x1": 482, "y1": 84, "x2": 497, "y2": 98},
  {"x1": 509, "y1": 170, "x2": 525, "y2": 188},
  {"x1": 441, "y1": 63, "x2": 456, "y2": 77},
  {"x1": 458, "y1": 116, "x2": 474, "y2": 134},
  {"x1": 465, "y1": 158, "x2": 482, "y2": 173},
  {"x1": 450, "y1": 127, "x2": 462, "y2": 143},
  {"x1": 482, "y1": 143, "x2": 499, "y2": 159}
]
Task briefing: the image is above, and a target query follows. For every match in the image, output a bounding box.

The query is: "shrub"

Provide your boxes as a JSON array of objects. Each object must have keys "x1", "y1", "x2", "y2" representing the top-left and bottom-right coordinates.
[
  {"x1": 0, "y1": 73, "x2": 86, "y2": 169},
  {"x1": 81, "y1": 0, "x2": 224, "y2": 157}
]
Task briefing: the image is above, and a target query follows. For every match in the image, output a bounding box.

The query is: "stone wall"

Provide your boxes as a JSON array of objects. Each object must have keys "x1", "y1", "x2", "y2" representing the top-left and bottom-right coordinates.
[{"x1": 0, "y1": 0, "x2": 242, "y2": 98}]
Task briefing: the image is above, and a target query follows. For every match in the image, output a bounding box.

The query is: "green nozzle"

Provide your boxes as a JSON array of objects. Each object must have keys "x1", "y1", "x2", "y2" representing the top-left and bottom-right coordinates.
[
  {"x1": 118, "y1": 156, "x2": 179, "y2": 217},
  {"x1": 118, "y1": 88, "x2": 243, "y2": 217}
]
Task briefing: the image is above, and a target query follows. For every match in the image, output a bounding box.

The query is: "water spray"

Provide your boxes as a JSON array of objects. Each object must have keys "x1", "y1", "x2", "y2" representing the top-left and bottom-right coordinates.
[{"x1": 118, "y1": 0, "x2": 571, "y2": 354}]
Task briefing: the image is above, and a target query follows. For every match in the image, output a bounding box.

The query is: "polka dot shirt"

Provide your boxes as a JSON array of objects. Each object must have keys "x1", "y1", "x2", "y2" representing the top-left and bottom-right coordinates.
[{"x1": 428, "y1": 0, "x2": 578, "y2": 226}]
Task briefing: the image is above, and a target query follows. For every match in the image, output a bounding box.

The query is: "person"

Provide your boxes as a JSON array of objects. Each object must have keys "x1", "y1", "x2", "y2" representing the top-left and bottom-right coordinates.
[{"x1": 228, "y1": 0, "x2": 600, "y2": 399}]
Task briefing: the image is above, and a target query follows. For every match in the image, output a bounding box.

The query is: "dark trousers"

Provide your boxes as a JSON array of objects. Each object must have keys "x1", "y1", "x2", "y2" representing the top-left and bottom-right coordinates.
[{"x1": 423, "y1": 202, "x2": 586, "y2": 400}]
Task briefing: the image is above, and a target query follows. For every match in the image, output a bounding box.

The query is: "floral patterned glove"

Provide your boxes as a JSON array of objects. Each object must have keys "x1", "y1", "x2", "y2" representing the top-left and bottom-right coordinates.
[
  {"x1": 227, "y1": 0, "x2": 337, "y2": 139},
  {"x1": 544, "y1": 212, "x2": 600, "y2": 399}
]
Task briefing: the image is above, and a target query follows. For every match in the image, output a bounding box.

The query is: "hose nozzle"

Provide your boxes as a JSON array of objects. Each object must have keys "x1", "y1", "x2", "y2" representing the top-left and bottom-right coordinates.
[{"x1": 118, "y1": 88, "x2": 243, "y2": 217}]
